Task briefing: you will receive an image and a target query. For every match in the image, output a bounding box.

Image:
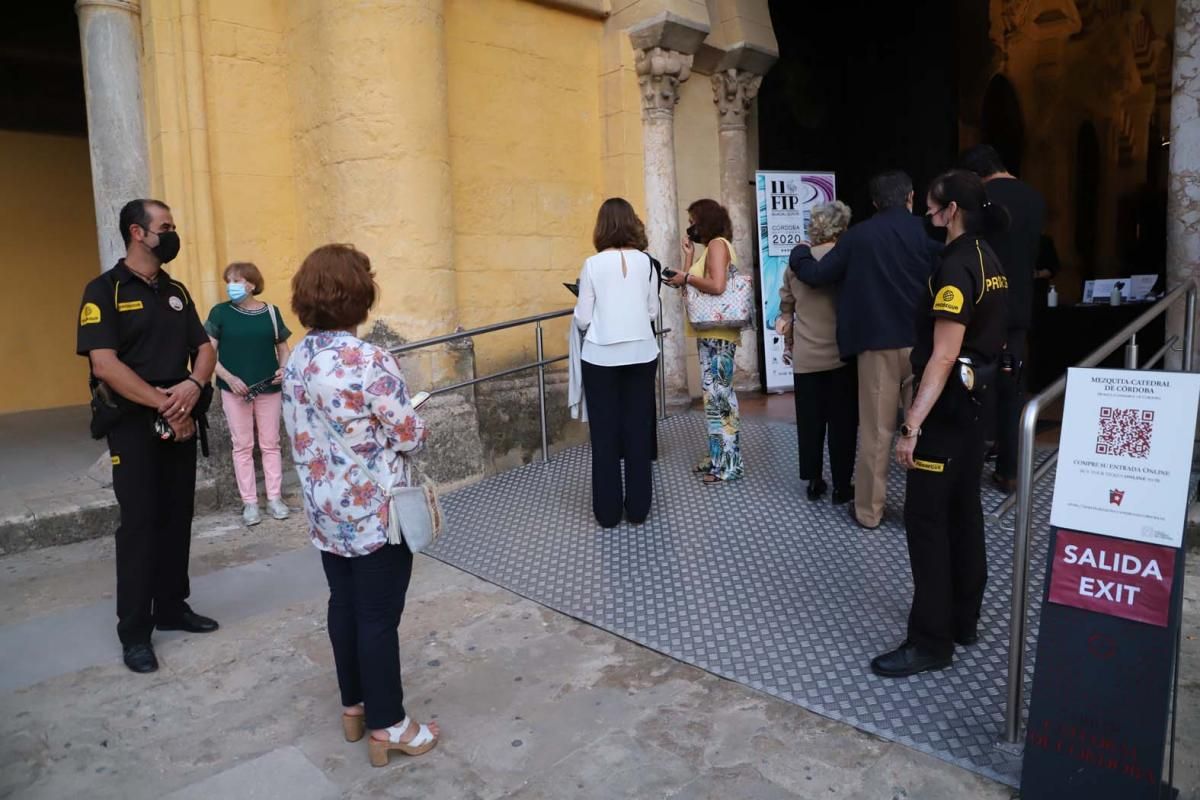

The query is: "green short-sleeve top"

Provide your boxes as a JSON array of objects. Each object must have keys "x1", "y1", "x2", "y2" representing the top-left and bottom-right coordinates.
[{"x1": 204, "y1": 301, "x2": 291, "y2": 394}]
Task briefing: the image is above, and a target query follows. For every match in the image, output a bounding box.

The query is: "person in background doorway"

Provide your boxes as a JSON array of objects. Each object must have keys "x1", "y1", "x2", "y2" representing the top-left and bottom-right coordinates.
[
  {"x1": 959, "y1": 144, "x2": 1045, "y2": 494},
  {"x1": 76, "y1": 198, "x2": 219, "y2": 674},
  {"x1": 573, "y1": 198, "x2": 660, "y2": 527},
  {"x1": 776, "y1": 200, "x2": 857, "y2": 503},
  {"x1": 790, "y1": 171, "x2": 941, "y2": 529},
  {"x1": 206, "y1": 262, "x2": 292, "y2": 526},
  {"x1": 283, "y1": 244, "x2": 439, "y2": 765},
  {"x1": 872, "y1": 170, "x2": 1009, "y2": 678},
  {"x1": 664, "y1": 199, "x2": 744, "y2": 484}
]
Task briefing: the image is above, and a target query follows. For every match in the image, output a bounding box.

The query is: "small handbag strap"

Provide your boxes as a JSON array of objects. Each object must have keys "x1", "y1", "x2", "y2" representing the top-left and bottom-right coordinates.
[{"x1": 269, "y1": 304, "x2": 280, "y2": 343}]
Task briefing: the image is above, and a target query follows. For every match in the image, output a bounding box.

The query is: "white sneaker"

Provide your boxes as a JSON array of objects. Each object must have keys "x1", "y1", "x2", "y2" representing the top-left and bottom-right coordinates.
[
  {"x1": 242, "y1": 503, "x2": 262, "y2": 526},
  {"x1": 266, "y1": 497, "x2": 290, "y2": 520}
]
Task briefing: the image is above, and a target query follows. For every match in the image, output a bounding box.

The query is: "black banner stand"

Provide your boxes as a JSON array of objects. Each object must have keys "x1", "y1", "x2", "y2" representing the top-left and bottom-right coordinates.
[{"x1": 1021, "y1": 527, "x2": 1186, "y2": 799}]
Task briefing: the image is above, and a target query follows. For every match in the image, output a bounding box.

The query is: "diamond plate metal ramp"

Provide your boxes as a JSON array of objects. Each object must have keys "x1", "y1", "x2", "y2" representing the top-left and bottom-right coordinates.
[{"x1": 427, "y1": 413, "x2": 1054, "y2": 787}]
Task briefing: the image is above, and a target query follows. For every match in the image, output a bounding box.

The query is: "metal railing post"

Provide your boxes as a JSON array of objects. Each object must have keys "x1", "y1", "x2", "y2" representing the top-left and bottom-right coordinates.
[
  {"x1": 535, "y1": 320, "x2": 549, "y2": 463},
  {"x1": 1184, "y1": 287, "x2": 1196, "y2": 372},
  {"x1": 1004, "y1": 395, "x2": 1043, "y2": 743},
  {"x1": 1124, "y1": 332, "x2": 1139, "y2": 369}
]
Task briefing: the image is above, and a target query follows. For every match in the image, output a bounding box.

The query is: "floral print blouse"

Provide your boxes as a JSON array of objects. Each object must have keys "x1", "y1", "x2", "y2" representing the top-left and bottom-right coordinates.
[{"x1": 283, "y1": 331, "x2": 427, "y2": 557}]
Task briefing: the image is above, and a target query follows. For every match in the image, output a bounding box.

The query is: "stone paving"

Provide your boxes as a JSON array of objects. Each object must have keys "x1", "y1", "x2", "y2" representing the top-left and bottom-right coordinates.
[
  {"x1": 1, "y1": 490, "x2": 1197, "y2": 799},
  {"x1": 0, "y1": 511, "x2": 1033, "y2": 800}
]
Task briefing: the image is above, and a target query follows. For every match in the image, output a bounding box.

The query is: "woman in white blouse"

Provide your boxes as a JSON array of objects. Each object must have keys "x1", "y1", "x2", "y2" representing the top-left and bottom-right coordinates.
[{"x1": 574, "y1": 198, "x2": 660, "y2": 527}]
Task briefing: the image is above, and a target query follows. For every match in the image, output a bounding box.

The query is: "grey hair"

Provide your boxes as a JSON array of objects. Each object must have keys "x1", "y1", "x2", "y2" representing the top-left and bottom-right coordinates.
[{"x1": 807, "y1": 201, "x2": 852, "y2": 246}]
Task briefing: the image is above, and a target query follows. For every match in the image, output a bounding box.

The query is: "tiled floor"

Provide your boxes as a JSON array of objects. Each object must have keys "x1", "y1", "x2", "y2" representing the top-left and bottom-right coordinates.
[{"x1": 429, "y1": 412, "x2": 1055, "y2": 787}]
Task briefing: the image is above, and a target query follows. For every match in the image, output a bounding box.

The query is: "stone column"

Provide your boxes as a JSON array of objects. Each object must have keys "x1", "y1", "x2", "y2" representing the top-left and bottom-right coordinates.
[
  {"x1": 636, "y1": 46, "x2": 694, "y2": 405},
  {"x1": 1166, "y1": 0, "x2": 1200, "y2": 369},
  {"x1": 76, "y1": 0, "x2": 150, "y2": 272},
  {"x1": 712, "y1": 67, "x2": 764, "y2": 387}
]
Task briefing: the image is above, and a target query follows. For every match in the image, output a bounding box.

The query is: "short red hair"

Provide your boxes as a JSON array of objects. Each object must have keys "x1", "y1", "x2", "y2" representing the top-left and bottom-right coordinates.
[{"x1": 291, "y1": 244, "x2": 378, "y2": 330}]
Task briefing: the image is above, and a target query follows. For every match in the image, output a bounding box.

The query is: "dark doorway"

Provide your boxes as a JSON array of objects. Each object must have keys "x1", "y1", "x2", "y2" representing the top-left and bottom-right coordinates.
[
  {"x1": 980, "y1": 74, "x2": 1024, "y2": 176},
  {"x1": 1074, "y1": 121, "x2": 1101, "y2": 280},
  {"x1": 759, "y1": 0, "x2": 961, "y2": 219},
  {"x1": 0, "y1": 2, "x2": 85, "y2": 136}
]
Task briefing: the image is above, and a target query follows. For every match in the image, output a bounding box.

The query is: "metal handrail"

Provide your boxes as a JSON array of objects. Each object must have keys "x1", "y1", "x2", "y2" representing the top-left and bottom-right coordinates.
[
  {"x1": 389, "y1": 308, "x2": 673, "y2": 463},
  {"x1": 1000, "y1": 278, "x2": 1198, "y2": 745}
]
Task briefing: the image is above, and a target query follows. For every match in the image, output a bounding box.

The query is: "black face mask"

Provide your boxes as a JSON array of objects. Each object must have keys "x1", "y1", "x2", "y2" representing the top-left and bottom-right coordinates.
[
  {"x1": 922, "y1": 215, "x2": 944, "y2": 242},
  {"x1": 148, "y1": 230, "x2": 181, "y2": 263},
  {"x1": 686, "y1": 225, "x2": 702, "y2": 244}
]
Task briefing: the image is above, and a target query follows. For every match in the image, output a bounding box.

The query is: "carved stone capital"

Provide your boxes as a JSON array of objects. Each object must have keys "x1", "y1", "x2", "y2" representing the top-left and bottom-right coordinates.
[
  {"x1": 711, "y1": 68, "x2": 763, "y2": 131},
  {"x1": 75, "y1": 0, "x2": 140, "y2": 14},
  {"x1": 635, "y1": 47, "x2": 694, "y2": 119}
]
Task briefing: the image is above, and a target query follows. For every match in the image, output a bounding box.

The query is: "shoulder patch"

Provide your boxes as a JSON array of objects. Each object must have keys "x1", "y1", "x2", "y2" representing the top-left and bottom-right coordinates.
[
  {"x1": 80, "y1": 302, "x2": 102, "y2": 326},
  {"x1": 932, "y1": 286, "x2": 964, "y2": 314}
]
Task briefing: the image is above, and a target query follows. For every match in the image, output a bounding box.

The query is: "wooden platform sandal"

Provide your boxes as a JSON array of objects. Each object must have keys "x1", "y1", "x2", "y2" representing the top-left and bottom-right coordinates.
[
  {"x1": 368, "y1": 717, "x2": 439, "y2": 766},
  {"x1": 342, "y1": 711, "x2": 366, "y2": 743}
]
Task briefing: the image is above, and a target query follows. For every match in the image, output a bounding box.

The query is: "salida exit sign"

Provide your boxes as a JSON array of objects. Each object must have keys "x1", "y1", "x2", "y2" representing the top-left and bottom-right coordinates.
[{"x1": 1047, "y1": 529, "x2": 1175, "y2": 627}]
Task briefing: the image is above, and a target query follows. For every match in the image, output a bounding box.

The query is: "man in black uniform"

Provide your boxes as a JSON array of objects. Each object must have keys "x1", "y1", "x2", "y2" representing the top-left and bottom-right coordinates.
[
  {"x1": 871, "y1": 171, "x2": 1009, "y2": 678},
  {"x1": 959, "y1": 145, "x2": 1045, "y2": 493},
  {"x1": 77, "y1": 199, "x2": 219, "y2": 673}
]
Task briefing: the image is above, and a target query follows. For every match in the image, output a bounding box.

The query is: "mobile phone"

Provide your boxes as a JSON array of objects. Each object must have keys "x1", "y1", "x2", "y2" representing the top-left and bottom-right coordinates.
[
  {"x1": 661, "y1": 269, "x2": 678, "y2": 279},
  {"x1": 411, "y1": 391, "x2": 431, "y2": 409}
]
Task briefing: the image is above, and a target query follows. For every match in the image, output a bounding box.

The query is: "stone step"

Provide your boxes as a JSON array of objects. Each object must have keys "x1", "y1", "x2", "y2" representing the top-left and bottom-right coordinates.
[{"x1": 0, "y1": 478, "x2": 219, "y2": 557}]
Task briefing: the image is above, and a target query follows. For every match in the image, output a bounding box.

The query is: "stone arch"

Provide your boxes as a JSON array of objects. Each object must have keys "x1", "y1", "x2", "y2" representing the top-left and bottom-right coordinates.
[{"x1": 980, "y1": 73, "x2": 1025, "y2": 176}]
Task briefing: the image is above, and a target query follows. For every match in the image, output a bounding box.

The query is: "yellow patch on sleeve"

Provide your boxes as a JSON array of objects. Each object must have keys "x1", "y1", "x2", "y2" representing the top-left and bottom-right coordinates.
[
  {"x1": 913, "y1": 458, "x2": 945, "y2": 473},
  {"x1": 80, "y1": 302, "x2": 102, "y2": 326},
  {"x1": 117, "y1": 300, "x2": 143, "y2": 312},
  {"x1": 110, "y1": 455, "x2": 121, "y2": 466},
  {"x1": 932, "y1": 286, "x2": 964, "y2": 314}
]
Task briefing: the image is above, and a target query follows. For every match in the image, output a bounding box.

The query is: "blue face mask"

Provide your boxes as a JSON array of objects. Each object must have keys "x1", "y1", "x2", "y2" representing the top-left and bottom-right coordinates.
[{"x1": 227, "y1": 282, "x2": 248, "y2": 302}]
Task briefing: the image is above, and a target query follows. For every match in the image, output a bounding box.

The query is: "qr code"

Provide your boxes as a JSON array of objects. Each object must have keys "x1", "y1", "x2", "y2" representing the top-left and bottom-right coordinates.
[{"x1": 1095, "y1": 407, "x2": 1154, "y2": 458}]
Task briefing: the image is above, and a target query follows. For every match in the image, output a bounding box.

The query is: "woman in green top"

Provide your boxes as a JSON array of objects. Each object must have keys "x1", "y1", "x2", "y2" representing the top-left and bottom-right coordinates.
[{"x1": 205, "y1": 262, "x2": 292, "y2": 526}]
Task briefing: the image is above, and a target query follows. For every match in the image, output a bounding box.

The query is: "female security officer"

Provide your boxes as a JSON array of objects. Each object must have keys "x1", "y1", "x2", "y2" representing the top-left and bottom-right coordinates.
[{"x1": 871, "y1": 170, "x2": 1010, "y2": 678}]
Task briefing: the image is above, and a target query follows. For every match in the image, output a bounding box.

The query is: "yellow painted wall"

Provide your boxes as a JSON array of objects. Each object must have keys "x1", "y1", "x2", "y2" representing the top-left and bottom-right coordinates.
[
  {"x1": 0, "y1": 132, "x2": 100, "y2": 412},
  {"x1": 447, "y1": 0, "x2": 605, "y2": 369}
]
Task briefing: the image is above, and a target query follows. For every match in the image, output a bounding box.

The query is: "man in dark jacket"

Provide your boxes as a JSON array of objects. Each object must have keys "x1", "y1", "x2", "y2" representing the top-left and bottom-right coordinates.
[
  {"x1": 959, "y1": 145, "x2": 1046, "y2": 493},
  {"x1": 790, "y1": 170, "x2": 940, "y2": 529}
]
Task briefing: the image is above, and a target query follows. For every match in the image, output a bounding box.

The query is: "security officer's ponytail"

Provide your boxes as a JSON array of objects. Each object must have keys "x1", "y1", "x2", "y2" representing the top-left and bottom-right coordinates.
[{"x1": 928, "y1": 169, "x2": 1011, "y2": 237}]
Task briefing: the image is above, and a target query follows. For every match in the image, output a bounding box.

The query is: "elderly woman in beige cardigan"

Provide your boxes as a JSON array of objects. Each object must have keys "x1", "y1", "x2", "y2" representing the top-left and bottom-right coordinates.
[{"x1": 777, "y1": 201, "x2": 858, "y2": 503}]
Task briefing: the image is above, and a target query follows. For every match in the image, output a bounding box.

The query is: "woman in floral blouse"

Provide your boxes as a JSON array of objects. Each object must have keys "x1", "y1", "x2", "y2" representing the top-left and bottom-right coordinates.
[{"x1": 283, "y1": 244, "x2": 439, "y2": 766}]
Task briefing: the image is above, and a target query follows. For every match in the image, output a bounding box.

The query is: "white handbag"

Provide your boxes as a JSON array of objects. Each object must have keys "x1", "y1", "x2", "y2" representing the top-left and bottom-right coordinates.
[{"x1": 685, "y1": 261, "x2": 754, "y2": 330}]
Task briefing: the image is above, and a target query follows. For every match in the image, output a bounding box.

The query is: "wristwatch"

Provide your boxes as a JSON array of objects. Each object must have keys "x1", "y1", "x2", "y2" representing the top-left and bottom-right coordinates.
[{"x1": 899, "y1": 423, "x2": 921, "y2": 439}]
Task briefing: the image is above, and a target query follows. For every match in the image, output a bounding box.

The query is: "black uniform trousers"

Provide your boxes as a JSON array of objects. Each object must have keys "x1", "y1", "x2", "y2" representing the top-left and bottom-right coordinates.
[
  {"x1": 321, "y1": 542, "x2": 414, "y2": 730},
  {"x1": 791, "y1": 363, "x2": 857, "y2": 490},
  {"x1": 903, "y1": 382, "x2": 989, "y2": 659},
  {"x1": 108, "y1": 407, "x2": 198, "y2": 646},
  {"x1": 582, "y1": 358, "x2": 657, "y2": 528},
  {"x1": 994, "y1": 328, "x2": 1027, "y2": 480}
]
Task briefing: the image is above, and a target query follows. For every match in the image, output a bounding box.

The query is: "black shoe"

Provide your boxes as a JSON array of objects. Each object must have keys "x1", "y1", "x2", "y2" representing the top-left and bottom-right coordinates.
[
  {"x1": 156, "y1": 610, "x2": 220, "y2": 634},
  {"x1": 832, "y1": 486, "x2": 854, "y2": 505},
  {"x1": 123, "y1": 643, "x2": 159, "y2": 673},
  {"x1": 991, "y1": 472, "x2": 1016, "y2": 494},
  {"x1": 805, "y1": 478, "x2": 828, "y2": 502},
  {"x1": 955, "y1": 631, "x2": 979, "y2": 647},
  {"x1": 870, "y1": 641, "x2": 952, "y2": 678}
]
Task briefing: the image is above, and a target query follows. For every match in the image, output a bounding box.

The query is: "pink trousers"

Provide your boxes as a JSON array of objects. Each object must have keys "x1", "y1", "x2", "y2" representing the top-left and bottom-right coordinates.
[{"x1": 221, "y1": 389, "x2": 283, "y2": 505}]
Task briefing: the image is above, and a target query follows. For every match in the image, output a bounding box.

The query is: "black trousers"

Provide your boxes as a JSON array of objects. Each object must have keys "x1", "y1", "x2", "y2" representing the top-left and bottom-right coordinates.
[
  {"x1": 792, "y1": 363, "x2": 857, "y2": 489},
  {"x1": 995, "y1": 328, "x2": 1027, "y2": 479},
  {"x1": 903, "y1": 383, "x2": 989, "y2": 658},
  {"x1": 582, "y1": 358, "x2": 657, "y2": 528},
  {"x1": 321, "y1": 543, "x2": 414, "y2": 731},
  {"x1": 108, "y1": 408, "x2": 198, "y2": 646}
]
